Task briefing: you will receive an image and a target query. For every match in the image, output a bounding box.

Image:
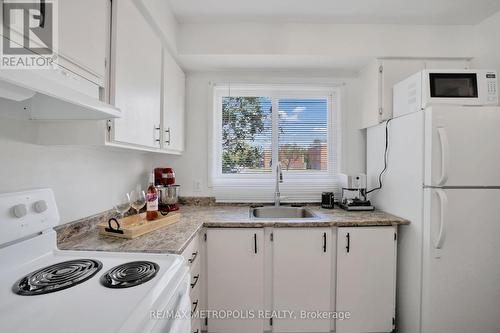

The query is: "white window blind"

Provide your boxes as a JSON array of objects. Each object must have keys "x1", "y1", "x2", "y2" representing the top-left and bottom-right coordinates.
[
  {"x1": 212, "y1": 84, "x2": 341, "y2": 202},
  {"x1": 278, "y1": 98, "x2": 328, "y2": 173}
]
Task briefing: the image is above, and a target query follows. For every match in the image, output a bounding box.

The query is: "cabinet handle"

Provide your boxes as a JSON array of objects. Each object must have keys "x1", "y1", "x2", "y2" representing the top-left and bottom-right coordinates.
[
  {"x1": 346, "y1": 232, "x2": 350, "y2": 253},
  {"x1": 254, "y1": 233, "x2": 257, "y2": 254},
  {"x1": 154, "y1": 126, "x2": 161, "y2": 143},
  {"x1": 323, "y1": 232, "x2": 327, "y2": 253},
  {"x1": 165, "y1": 127, "x2": 171, "y2": 145},
  {"x1": 188, "y1": 251, "x2": 198, "y2": 264},
  {"x1": 191, "y1": 300, "x2": 199, "y2": 316},
  {"x1": 191, "y1": 274, "x2": 200, "y2": 289}
]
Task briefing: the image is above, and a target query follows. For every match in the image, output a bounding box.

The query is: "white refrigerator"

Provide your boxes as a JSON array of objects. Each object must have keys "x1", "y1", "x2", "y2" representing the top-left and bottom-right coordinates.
[{"x1": 367, "y1": 105, "x2": 500, "y2": 333}]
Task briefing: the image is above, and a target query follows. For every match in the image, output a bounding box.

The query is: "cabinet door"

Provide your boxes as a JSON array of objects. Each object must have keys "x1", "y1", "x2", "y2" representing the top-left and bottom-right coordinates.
[
  {"x1": 380, "y1": 59, "x2": 425, "y2": 122},
  {"x1": 207, "y1": 229, "x2": 264, "y2": 333},
  {"x1": 336, "y1": 227, "x2": 396, "y2": 333},
  {"x1": 110, "y1": 0, "x2": 161, "y2": 148},
  {"x1": 272, "y1": 228, "x2": 332, "y2": 332},
  {"x1": 424, "y1": 59, "x2": 470, "y2": 70},
  {"x1": 58, "y1": 0, "x2": 109, "y2": 86},
  {"x1": 162, "y1": 49, "x2": 185, "y2": 153}
]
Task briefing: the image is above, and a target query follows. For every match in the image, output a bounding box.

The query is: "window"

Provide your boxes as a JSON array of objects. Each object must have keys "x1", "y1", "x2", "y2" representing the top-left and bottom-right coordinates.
[{"x1": 212, "y1": 84, "x2": 340, "y2": 202}]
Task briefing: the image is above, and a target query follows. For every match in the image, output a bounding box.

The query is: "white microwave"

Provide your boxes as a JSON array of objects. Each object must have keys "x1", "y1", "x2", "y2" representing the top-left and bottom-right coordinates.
[{"x1": 393, "y1": 69, "x2": 498, "y2": 117}]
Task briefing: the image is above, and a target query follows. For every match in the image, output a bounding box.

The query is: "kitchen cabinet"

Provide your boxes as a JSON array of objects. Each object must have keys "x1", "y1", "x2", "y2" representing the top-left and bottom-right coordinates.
[
  {"x1": 206, "y1": 228, "x2": 265, "y2": 333},
  {"x1": 336, "y1": 227, "x2": 397, "y2": 333},
  {"x1": 272, "y1": 228, "x2": 333, "y2": 333},
  {"x1": 161, "y1": 49, "x2": 185, "y2": 154},
  {"x1": 109, "y1": 0, "x2": 162, "y2": 148},
  {"x1": 181, "y1": 232, "x2": 203, "y2": 333},
  {"x1": 359, "y1": 58, "x2": 471, "y2": 128},
  {"x1": 57, "y1": 0, "x2": 110, "y2": 88},
  {"x1": 0, "y1": 0, "x2": 110, "y2": 98},
  {"x1": 21, "y1": 0, "x2": 186, "y2": 154}
]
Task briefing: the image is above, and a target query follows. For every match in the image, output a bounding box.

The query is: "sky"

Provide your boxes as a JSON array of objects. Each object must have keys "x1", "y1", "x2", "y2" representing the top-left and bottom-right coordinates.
[{"x1": 249, "y1": 97, "x2": 328, "y2": 149}]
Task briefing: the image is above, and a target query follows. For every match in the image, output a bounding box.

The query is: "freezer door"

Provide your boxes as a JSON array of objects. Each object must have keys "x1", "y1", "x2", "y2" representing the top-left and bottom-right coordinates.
[
  {"x1": 422, "y1": 188, "x2": 500, "y2": 333},
  {"x1": 424, "y1": 106, "x2": 500, "y2": 186}
]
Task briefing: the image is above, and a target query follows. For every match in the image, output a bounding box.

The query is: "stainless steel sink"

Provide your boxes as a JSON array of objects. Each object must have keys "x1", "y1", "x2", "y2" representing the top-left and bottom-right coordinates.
[{"x1": 250, "y1": 206, "x2": 316, "y2": 219}]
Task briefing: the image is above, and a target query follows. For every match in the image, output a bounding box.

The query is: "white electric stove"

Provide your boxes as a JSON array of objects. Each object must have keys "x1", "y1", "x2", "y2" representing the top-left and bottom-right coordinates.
[{"x1": 0, "y1": 189, "x2": 191, "y2": 333}]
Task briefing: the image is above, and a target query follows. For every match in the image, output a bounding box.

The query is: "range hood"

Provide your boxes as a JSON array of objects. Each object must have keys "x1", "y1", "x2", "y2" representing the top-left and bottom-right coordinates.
[{"x1": 0, "y1": 68, "x2": 121, "y2": 120}]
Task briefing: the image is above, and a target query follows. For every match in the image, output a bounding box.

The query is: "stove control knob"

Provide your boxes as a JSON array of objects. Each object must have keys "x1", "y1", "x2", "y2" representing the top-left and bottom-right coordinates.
[
  {"x1": 33, "y1": 200, "x2": 48, "y2": 213},
  {"x1": 12, "y1": 204, "x2": 28, "y2": 218}
]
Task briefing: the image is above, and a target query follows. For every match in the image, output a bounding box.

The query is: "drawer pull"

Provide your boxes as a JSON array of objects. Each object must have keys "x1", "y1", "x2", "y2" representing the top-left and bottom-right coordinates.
[
  {"x1": 323, "y1": 232, "x2": 327, "y2": 253},
  {"x1": 254, "y1": 233, "x2": 257, "y2": 254},
  {"x1": 191, "y1": 300, "x2": 199, "y2": 316},
  {"x1": 188, "y1": 251, "x2": 198, "y2": 264},
  {"x1": 191, "y1": 274, "x2": 200, "y2": 289},
  {"x1": 346, "y1": 232, "x2": 350, "y2": 253}
]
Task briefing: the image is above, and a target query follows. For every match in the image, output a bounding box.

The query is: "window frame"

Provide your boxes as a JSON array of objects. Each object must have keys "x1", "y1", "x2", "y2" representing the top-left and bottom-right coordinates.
[{"x1": 211, "y1": 84, "x2": 342, "y2": 198}]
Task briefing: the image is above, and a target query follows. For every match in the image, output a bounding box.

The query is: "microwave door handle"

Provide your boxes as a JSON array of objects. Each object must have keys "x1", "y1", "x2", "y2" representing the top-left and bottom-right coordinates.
[
  {"x1": 436, "y1": 127, "x2": 450, "y2": 186},
  {"x1": 434, "y1": 189, "x2": 447, "y2": 249}
]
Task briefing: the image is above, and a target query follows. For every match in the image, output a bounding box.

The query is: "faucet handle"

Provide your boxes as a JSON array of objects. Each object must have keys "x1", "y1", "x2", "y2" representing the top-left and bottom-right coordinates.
[{"x1": 276, "y1": 162, "x2": 283, "y2": 182}]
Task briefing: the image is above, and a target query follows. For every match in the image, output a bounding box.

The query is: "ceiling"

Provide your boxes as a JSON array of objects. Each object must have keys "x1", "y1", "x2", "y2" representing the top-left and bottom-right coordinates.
[{"x1": 167, "y1": 0, "x2": 500, "y2": 25}]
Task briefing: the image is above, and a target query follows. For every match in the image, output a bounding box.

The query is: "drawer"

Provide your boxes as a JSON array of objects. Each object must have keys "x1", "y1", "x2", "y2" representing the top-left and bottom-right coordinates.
[
  {"x1": 189, "y1": 267, "x2": 201, "y2": 297},
  {"x1": 190, "y1": 286, "x2": 201, "y2": 330},
  {"x1": 182, "y1": 233, "x2": 200, "y2": 268},
  {"x1": 189, "y1": 254, "x2": 201, "y2": 276},
  {"x1": 191, "y1": 317, "x2": 201, "y2": 333}
]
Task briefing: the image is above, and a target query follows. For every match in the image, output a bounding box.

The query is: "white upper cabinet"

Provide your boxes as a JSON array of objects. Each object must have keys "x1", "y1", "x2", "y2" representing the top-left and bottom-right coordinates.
[
  {"x1": 162, "y1": 49, "x2": 185, "y2": 153},
  {"x1": 206, "y1": 228, "x2": 265, "y2": 333},
  {"x1": 110, "y1": 0, "x2": 162, "y2": 148},
  {"x1": 336, "y1": 227, "x2": 397, "y2": 333},
  {"x1": 57, "y1": 0, "x2": 110, "y2": 87},
  {"x1": 359, "y1": 58, "x2": 470, "y2": 128},
  {"x1": 272, "y1": 228, "x2": 333, "y2": 333}
]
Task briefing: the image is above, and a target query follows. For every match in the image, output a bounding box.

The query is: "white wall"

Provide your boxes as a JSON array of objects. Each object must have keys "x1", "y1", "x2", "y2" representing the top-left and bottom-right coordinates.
[
  {"x1": 177, "y1": 23, "x2": 474, "y2": 71},
  {"x1": 473, "y1": 10, "x2": 500, "y2": 76},
  {"x1": 150, "y1": 71, "x2": 364, "y2": 197},
  {"x1": 136, "y1": 0, "x2": 179, "y2": 55},
  {"x1": 0, "y1": 119, "x2": 155, "y2": 224}
]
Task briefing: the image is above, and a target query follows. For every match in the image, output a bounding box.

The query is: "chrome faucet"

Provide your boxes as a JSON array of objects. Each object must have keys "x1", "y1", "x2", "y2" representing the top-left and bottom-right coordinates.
[{"x1": 274, "y1": 162, "x2": 283, "y2": 207}]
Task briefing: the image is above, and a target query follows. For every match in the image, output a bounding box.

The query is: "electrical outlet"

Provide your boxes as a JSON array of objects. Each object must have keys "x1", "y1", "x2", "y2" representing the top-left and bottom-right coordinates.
[{"x1": 193, "y1": 180, "x2": 202, "y2": 192}]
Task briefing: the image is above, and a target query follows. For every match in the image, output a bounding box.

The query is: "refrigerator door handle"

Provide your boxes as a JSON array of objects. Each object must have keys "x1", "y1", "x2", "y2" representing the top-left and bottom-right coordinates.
[
  {"x1": 434, "y1": 189, "x2": 448, "y2": 249},
  {"x1": 436, "y1": 127, "x2": 450, "y2": 186}
]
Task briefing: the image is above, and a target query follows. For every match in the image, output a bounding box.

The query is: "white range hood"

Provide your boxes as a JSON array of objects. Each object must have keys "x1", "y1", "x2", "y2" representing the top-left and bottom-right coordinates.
[{"x1": 0, "y1": 68, "x2": 121, "y2": 120}]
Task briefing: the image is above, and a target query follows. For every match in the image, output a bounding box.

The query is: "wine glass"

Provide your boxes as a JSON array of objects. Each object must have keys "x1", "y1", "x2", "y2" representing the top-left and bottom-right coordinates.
[
  {"x1": 130, "y1": 190, "x2": 146, "y2": 216},
  {"x1": 114, "y1": 192, "x2": 131, "y2": 219}
]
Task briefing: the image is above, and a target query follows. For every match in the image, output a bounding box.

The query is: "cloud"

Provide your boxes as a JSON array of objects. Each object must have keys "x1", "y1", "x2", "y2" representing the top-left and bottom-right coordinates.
[
  {"x1": 312, "y1": 127, "x2": 327, "y2": 132},
  {"x1": 293, "y1": 106, "x2": 306, "y2": 113},
  {"x1": 279, "y1": 110, "x2": 299, "y2": 121}
]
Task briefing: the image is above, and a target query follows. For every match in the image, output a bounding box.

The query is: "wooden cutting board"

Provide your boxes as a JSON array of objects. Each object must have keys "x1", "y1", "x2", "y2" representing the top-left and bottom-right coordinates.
[{"x1": 98, "y1": 212, "x2": 180, "y2": 239}]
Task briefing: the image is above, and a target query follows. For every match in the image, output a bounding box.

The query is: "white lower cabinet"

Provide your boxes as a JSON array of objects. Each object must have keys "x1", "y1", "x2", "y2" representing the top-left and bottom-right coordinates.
[
  {"x1": 204, "y1": 226, "x2": 397, "y2": 333},
  {"x1": 272, "y1": 228, "x2": 332, "y2": 333},
  {"x1": 181, "y1": 233, "x2": 203, "y2": 333},
  {"x1": 336, "y1": 227, "x2": 397, "y2": 333},
  {"x1": 206, "y1": 228, "x2": 265, "y2": 333}
]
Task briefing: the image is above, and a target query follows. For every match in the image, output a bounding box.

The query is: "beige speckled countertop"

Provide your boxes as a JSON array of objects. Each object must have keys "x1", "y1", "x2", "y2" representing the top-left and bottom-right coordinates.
[{"x1": 56, "y1": 205, "x2": 408, "y2": 255}]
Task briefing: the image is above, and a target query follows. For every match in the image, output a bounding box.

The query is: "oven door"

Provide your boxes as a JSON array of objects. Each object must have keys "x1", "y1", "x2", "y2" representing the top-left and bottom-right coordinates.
[{"x1": 151, "y1": 272, "x2": 191, "y2": 333}]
